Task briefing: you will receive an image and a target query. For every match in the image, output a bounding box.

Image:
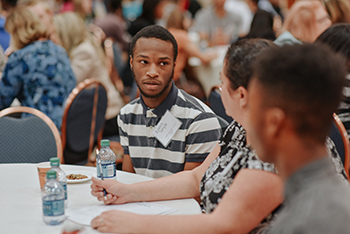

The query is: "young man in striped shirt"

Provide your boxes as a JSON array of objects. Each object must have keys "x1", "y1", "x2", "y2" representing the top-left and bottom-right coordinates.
[{"x1": 118, "y1": 25, "x2": 222, "y2": 178}]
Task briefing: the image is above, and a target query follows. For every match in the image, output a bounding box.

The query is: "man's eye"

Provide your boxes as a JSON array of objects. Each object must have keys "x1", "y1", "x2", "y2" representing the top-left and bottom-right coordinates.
[
  {"x1": 160, "y1": 62, "x2": 168, "y2": 66},
  {"x1": 140, "y1": 60, "x2": 147, "y2": 64}
]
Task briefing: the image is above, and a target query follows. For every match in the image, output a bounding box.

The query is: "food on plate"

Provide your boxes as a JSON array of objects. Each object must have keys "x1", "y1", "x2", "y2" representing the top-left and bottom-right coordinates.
[{"x1": 67, "y1": 174, "x2": 88, "y2": 180}]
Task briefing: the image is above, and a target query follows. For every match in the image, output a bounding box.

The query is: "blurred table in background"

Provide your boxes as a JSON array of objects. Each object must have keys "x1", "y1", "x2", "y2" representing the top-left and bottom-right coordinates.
[{"x1": 189, "y1": 45, "x2": 229, "y2": 98}]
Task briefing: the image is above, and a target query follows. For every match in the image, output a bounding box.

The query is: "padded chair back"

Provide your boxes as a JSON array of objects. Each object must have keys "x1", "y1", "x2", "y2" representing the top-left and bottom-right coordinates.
[
  {"x1": 61, "y1": 79, "x2": 107, "y2": 164},
  {"x1": 208, "y1": 86, "x2": 233, "y2": 123},
  {"x1": 0, "y1": 107, "x2": 63, "y2": 163},
  {"x1": 329, "y1": 113, "x2": 350, "y2": 179}
]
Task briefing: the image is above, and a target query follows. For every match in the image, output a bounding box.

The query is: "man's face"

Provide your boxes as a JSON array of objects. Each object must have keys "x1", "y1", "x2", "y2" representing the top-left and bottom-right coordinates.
[
  {"x1": 247, "y1": 78, "x2": 275, "y2": 163},
  {"x1": 130, "y1": 37, "x2": 175, "y2": 100}
]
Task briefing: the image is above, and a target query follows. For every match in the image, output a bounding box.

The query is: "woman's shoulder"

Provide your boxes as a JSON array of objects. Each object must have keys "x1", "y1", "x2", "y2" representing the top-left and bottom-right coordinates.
[{"x1": 72, "y1": 39, "x2": 95, "y2": 54}]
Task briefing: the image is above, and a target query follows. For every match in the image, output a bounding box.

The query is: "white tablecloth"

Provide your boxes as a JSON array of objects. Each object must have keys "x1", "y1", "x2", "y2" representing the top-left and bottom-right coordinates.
[
  {"x1": 0, "y1": 164, "x2": 201, "y2": 234},
  {"x1": 189, "y1": 45, "x2": 229, "y2": 97}
]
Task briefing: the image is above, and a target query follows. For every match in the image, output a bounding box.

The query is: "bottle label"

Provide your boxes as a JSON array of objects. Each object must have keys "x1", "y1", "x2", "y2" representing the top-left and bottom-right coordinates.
[
  {"x1": 61, "y1": 182, "x2": 67, "y2": 200},
  {"x1": 43, "y1": 199, "x2": 65, "y2": 216},
  {"x1": 97, "y1": 162, "x2": 116, "y2": 178}
]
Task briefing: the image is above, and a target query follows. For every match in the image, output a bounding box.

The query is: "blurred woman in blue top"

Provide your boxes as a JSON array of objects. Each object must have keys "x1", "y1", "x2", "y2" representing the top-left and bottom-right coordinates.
[{"x1": 0, "y1": 5, "x2": 76, "y2": 131}]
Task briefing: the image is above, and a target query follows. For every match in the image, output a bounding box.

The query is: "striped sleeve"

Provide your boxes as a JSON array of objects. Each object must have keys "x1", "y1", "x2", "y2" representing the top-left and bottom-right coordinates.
[{"x1": 184, "y1": 112, "x2": 221, "y2": 162}]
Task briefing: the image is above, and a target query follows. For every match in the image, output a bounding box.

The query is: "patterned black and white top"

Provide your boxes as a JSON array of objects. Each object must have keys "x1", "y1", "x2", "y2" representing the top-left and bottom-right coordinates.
[
  {"x1": 199, "y1": 120, "x2": 348, "y2": 234},
  {"x1": 200, "y1": 120, "x2": 276, "y2": 214},
  {"x1": 337, "y1": 74, "x2": 350, "y2": 140},
  {"x1": 199, "y1": 120, "x2": 276, "y2": 233}
]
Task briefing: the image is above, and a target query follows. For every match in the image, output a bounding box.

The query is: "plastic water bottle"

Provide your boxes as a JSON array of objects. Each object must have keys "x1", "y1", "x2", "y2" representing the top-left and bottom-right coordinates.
[
  {"x1": 49, "y1": 157, "x2": 68, "y2": 207},
  {"x1": 42, "y1": 170, "x2": 65, "y2": 225},
  {"x1": 97, "y1": 139, "x2": 117, "y2": 179}
]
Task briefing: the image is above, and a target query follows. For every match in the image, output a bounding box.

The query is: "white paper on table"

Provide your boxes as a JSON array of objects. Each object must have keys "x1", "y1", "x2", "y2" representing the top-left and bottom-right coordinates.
[{"x1": 66, "y1": 202, "x2": 178, "y2": 226}]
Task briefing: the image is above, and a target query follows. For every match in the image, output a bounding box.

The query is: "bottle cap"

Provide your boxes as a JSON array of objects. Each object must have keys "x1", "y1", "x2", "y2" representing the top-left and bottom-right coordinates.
[
  {"x1": 46, "y1": 170, "x2": 57, "y2": 179},
  {"x1": 50, "y1": 157, "x2": 60, "y2": 166},
  {"x1": 101, "y1": 139, "x2": 110, "y2": 147}
]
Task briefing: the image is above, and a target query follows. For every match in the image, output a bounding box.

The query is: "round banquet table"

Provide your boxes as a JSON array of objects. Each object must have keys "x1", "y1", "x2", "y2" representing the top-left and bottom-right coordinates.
[
  {"x1": 188, "y1": 45, "x2": 229, "y2": 98},
  {"x1": 0, "y1": 163, "x2": 201, "y2": 234}
]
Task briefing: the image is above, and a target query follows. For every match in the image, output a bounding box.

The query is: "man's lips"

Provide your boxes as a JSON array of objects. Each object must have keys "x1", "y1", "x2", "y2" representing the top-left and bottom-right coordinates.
[{"x1": 143, "y1": 80, "x2": 161, "y2": 90}]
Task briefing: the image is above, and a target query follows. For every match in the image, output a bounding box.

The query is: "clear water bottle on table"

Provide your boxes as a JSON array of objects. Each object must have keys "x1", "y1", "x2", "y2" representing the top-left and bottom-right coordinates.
[
  {"x1": 97, "y1": 139, "x2": 117, "y2": 179},
  {"x1": 42, "y1": 170, "x2": 65, "y2": 225},
  {"x1": 49, "y1": 157, "x2": 68, "y2": 207}
]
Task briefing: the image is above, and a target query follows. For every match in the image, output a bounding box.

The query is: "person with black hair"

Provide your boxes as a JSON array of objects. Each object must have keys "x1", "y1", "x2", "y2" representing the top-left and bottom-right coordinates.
[
  {"x1": 248, "y1": 43, "x2": 350, "y2": 234},
  {"x1": 114, "y1": 25, "x2": 222, "y2": 179},
  {"x1": 89, "y1": 37, "x2": 284, "y2": 234},
  {"x1": 127, "y1": 0, "x2": 167, "y2": 37},
  {"x1": 94, "y1": 0, "x2": 129, "y2": 52},
  {"x1": 242, "y1": 0, "x2": 276, "y2": 41},
  {"x1": 316, "y1": 23, "x2": 350, "y2": 140}
]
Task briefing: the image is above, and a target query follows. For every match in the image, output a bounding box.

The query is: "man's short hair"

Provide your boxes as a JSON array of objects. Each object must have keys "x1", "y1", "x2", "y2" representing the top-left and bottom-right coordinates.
[
  {"x1": 252, "y1": 43, "x2": 346, "y2": 143},
  {"x1": 129, "y1": 25, "x2": 178, "y2": 62}
]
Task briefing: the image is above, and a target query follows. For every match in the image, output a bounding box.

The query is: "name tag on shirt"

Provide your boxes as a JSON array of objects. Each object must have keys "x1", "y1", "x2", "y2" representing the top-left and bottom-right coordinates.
[{"x1": 153, "y1": 110, "x2": 182, "y2": 147}]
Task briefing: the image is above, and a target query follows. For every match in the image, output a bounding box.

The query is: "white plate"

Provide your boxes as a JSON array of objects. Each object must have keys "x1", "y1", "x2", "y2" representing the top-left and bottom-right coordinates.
[{"x1": 66, "y1": 172, "x2": 92, "y2": 184}]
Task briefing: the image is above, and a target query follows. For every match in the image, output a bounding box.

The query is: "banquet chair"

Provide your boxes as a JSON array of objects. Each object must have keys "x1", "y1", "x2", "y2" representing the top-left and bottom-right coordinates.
[
  {"x1": 208, "y1": 86, "x2": 233, "y2": 123},
  {"x1": 61, "y1": 79, "x2": 108, "y2": 165},
  {"x1": 329, "y1": 113, "x2": 350, "y2": 180},
  {"x1": 0, "y1": 106, "x2": 63, "y2": 163}
]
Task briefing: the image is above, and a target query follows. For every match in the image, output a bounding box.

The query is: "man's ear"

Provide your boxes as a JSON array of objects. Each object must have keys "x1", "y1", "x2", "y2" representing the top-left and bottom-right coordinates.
[
  {"x1": 129, "y1": 55, "x2": 133, "y2": 70},
  {"x1": 265, "y1": 108, "x2": 285, "y2": 139}
]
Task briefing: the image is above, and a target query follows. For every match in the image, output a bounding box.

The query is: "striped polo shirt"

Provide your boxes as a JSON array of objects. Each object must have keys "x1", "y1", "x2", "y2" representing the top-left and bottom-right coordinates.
[{"x1": 118, "y1": 84, "x2": 222, "y2": 178}]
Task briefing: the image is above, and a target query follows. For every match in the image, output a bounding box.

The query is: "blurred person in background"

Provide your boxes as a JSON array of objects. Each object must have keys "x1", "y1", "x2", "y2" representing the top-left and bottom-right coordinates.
[
  {"x1": 316, "y1": 23, "x2": 350, "y2": 140},
  {"x1": 94, "y1": 0, "x2": 129, "y2": 53},
  {"x1": 193, "y1": 0, "x2": 242, "y2": 46},
  {"x1": 59, "y1": 0, "x2": 74, "y2": 12},
  {"x1": 94, "y1": 0, "x2": 130, "y2": 81},
  {"x1": 166, "y1": 7, "x2": 217, "y2": 97},
  {"x1": 0, "y1": 0, "x2": 17, "y2": 51},
  {"x1": 53, "y1": 12, "x2": 124, "y2": 139},
  {"x1": 225, "y1": 0, "x2": 253, "y2": 36},
  {"x1": 322, "y1": 0, "x2": 350, "y2": 24},
  {"x1": 73, "y1": 0, "x2": 94, "y2": 24},
  {"x1": 0, "y1": 5, "x2": 76, "y2": 130},
  {"x1": 0, "y1": 45, "x2": 6, "y2": 76},
  {"x1": 242, "y1": 0, "x2": 276, "y2": 40},
  {"x1": 127, "y1": 0, "x2": 168, "y2": 37},
  {"x1": 25, "y1": 0, "x2": 55, "y2": 38},
  {"x1": 274, "y1": 0, "x2": 331, "y2": 45}
]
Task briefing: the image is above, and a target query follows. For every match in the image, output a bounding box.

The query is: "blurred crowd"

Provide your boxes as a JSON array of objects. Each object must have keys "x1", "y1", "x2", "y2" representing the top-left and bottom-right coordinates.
[{"x1": 1, "y1": 0, "x2": 350, "y2": 149}]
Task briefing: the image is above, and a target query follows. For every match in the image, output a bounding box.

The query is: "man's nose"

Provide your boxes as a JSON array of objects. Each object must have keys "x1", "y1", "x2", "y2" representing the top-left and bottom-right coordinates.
[{"x1": 146, "y1": 63, "x2": 158, "y2": 77}]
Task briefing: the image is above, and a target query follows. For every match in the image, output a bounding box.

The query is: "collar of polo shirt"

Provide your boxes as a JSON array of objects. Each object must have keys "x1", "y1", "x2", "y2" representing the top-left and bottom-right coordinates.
[{"x1": 140, "y1": 81, "x2": 178, "y2": 117}]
